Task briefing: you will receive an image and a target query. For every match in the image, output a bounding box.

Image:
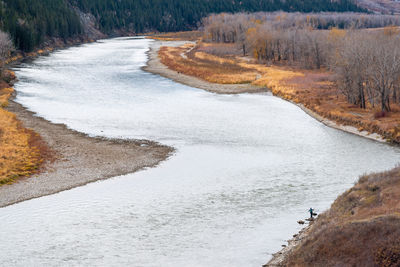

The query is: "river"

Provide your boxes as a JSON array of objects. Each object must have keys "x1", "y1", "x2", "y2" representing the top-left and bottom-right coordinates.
[{"x1": 1, "y1": 37, "x2": 400, "y2": 266}]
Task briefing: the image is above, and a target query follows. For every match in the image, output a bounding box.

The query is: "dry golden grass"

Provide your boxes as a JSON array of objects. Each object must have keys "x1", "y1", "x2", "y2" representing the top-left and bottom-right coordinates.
[
  {"x1": 159, "y1": 44, "x2": 258, "y2": 84},
  {"x1": 4, "y1": 55, "x2": 23, "y2": 65},
  {"x1": 160, "y1": 42, "x2": 400, "y2": 143},
  {"x1": 4, "y1": 47, "x2": 55, "y2": 65},
  {"x1": 148, "y1": 31, "x2": 203, "y2": 41},
  {"x1": 0, "y1": 78, "x2": 51, "y2": 185}
]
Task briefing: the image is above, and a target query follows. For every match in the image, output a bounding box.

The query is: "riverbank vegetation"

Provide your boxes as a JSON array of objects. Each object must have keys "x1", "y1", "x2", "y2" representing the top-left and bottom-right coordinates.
[
  {"x1": 0, "y1": 34, "x2": 50, "y2": 185},
  {"x1": 159, "y1": 44, "x2": 259, "y2": 84},
  {"x1": 282, "y1": 166, "x2": 400, "y2": 266},
  {"x1": 0, "y1": 77, "x2": 50, "y2": 185},
  {"x1": 158, "y1": 12, "x2": 400, "y2": 143},
  {"x1": 203, "y1": 12, "x2": 400, "y2": 113}
]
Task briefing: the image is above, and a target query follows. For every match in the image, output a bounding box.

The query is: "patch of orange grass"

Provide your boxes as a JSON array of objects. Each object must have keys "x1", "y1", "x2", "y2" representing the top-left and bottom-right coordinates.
[
  {"x1": 250, "y1": 66, "x2": 304, "y2": 101},
  {"x1": 159, "y1": 45, "x2": 258, "y2": 84},
  {"x1": 4, "y1": 47, "x2": 56, "y2": 65},
  {"x1": 4, "y1": 55, "x2": 23, "y2": 65},
  {"x1": 194, "y1": 51, "x2": 237, "y2": 65},
  {"x1": 0, "y1": 87, "x2": 13, "y2": 108},
  {"x1": 0, "y1": 83, "x2": 50, "y2": 185}
]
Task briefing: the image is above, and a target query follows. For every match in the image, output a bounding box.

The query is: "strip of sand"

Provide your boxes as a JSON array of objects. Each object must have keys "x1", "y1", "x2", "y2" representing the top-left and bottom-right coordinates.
[
  {"x1": 297, "y1": 102, "x2": 386, "y2": 143},
  {"x1": 0, "y1": 95, "x2": 173, "y2": 208}
]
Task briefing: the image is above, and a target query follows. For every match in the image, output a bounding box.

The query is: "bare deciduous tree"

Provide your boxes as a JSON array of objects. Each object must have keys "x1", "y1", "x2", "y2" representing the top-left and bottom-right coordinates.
[
  {"x1": 330, "y1": 31, "x2": 369, "y2": 108},
  {"x1": 203, "y1": 12, "x2": 400, "y2": 112},
  {"x1": 367, "y1": 34, "x2": 400, "y2": 112},
  {"x1": 0, "y1": 31, "x2": 13, "y2": 75}
]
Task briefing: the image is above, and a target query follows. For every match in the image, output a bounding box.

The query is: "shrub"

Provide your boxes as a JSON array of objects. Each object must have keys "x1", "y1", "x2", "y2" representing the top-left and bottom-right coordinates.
[{"x1": 374, "y1": 110, "x2": 389, "y2": 119}]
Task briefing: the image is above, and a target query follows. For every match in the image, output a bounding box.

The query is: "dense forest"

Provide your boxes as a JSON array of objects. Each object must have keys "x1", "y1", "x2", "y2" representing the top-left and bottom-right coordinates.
[
  {"x1": 0, "y1": 0, "x2": 82, "y2": 51},
  {"x1": 0, "y1": 0, "x2": 365, "y2": 52},
  {"x1": 71, "y1": 0, "x2": 365, "y2": 33}
]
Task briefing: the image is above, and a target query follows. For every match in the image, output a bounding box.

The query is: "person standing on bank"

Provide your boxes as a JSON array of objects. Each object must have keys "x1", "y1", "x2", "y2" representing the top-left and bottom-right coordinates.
[{"x1": 309, "y1": 208, "x2": 314, "y2": 218}]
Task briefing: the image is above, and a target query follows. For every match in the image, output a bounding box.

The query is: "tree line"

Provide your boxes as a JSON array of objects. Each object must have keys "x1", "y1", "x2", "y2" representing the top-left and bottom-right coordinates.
[
  {"x1": 0, "y1": 0, "x2": 82, "y2": 52},
  {"x1": 71, "y1": 0, "x2": 364, "y2": 34},
  {"x1": 202, "y1": 12, "x2": 400, "y2": 44},
  {"x1": 0, "y1": 0, "x2": 364, "y2": 52},
  {"x1": 333, "y1": 30, "x2": 400, "y2": 112},
  {"x1": 203, "y1": 12, "x2": 400, "y2": 112}
]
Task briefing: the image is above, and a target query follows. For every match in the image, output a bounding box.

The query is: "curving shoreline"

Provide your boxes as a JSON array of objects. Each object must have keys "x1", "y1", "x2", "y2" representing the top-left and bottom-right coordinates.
[
  {"x1": 1, "y1": 37, "x2": 393, "y2": 264},
  {"x1": 142, "y1": 39, "x2": 393, "y2": 266},
  {"x1": 294, "y1": 102, "x2": 386, "y2": 143},
  {"x1": 142, "y1": 40, "x2": 267, "y2": 94},
  {"x1": 0, "y1": 93, "x2": 173, "y2": 208},
  {"x1": 144, "y1": 40, "x2": 387, "y2": 144}
]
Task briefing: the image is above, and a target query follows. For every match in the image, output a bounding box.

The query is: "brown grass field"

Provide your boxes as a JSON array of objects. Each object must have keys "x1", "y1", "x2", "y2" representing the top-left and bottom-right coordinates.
[
  {"x1": 159, "y1": 41, "x2": 400, "y2": 143},
  {"x1": 159, "y1": 43, "x2": 258, "y2": 84},
  {"x1": 0, "y1": 72, "x2": 51, "y2": 185},
  {"x1": 147, "y1": 31, "x2": 203, "y2": 41}
]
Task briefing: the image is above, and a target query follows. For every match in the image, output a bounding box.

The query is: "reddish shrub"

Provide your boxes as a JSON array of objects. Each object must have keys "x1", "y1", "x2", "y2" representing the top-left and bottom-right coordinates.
[{"x1": 374, "y1": 110, "x2": 389, "y2": 119}]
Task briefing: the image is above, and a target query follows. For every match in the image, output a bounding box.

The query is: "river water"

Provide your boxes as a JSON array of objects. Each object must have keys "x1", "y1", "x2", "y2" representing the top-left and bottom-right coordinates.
[{"x1": 1, "y1": 37, "x2": 400, "y2": 266}]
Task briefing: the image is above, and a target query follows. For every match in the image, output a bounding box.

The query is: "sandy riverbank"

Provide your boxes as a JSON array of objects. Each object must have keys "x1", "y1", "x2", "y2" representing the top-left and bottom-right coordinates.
[
  {"x1": 143, "y1": 41, "x2": 267, "y2": 94},
  {"x1": 296, "y1": 102, "x2": 386, "y2": 143},
  {"x1": 0, "y1": 94, "x2": 173, "y2": 208}
]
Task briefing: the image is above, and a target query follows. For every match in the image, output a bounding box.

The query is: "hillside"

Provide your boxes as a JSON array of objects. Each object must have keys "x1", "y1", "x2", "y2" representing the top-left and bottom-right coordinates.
[
  {"x1": 70, "y1": 0, "x2": 365, "y2": 33},
  {"x1": 0, "y1": 0, "x2": 82, "y2": 51},
  {"x1": 282, "y1": 166, "x2": 400, "y2": 266},
  {"x1": 357, "y1": 0, "x2": 400, "y2": 14},
  {"x1": 0, "y1": 0, "x2": 364, "y2": 52}
]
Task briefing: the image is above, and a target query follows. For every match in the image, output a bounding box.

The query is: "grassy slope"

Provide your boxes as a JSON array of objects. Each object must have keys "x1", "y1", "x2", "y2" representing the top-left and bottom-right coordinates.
[
  {"x1": 284, "y1": 167, "x2": 400, "y2": 266},
  {"x1": 0, "y1": 72, "x2": 51, "y2": 185},
  {"x1": 0, "y1": 37, "x2": 96, "y2": 186}
]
